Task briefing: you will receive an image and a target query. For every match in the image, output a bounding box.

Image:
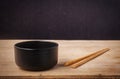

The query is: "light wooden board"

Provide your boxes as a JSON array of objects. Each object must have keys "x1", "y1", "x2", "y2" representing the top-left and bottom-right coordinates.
[{"x1": 0, "y1": 40, "x2": 120, "y2": 78}]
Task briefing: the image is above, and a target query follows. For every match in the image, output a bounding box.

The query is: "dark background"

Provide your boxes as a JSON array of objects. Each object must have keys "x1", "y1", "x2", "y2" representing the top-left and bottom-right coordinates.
[{"x1": 0, "y1": 0, "x2": 120, "y2": 39}]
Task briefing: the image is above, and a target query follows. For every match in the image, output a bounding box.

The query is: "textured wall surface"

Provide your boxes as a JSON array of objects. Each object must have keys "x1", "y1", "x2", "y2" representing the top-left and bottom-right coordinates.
[{"x1": 0, "y1": 0, "x2": 120, "y2": 39}]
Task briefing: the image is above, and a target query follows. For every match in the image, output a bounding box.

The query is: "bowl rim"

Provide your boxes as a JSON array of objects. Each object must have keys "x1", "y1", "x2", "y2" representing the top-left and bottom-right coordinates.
[{"x1": 14, "y1": 41, "x2": 58, "y2": 50}]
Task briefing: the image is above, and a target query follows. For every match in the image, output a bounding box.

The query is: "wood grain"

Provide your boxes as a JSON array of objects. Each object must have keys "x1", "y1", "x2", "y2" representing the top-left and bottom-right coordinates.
[{"x1": 0, "y1": 40, "x2": 120, "y2": 79}]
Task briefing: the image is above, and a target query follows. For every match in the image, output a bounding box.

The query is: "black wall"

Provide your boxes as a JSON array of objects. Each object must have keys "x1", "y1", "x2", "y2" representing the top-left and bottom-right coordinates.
[{"x1": 0, "y1": 0, "x2": 120, "y2": 39}]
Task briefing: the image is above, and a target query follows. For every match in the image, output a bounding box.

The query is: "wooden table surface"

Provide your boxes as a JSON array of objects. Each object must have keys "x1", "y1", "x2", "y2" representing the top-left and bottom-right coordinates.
[{"x1": 0, "y1": 40, "x2": 120, "y2": 79}]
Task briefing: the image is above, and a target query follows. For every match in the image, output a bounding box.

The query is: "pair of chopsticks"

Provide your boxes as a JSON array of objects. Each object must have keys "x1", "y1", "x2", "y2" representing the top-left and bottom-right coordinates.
[{"x1": 64, "y1": 48, "x2": 110, "y2": 68}]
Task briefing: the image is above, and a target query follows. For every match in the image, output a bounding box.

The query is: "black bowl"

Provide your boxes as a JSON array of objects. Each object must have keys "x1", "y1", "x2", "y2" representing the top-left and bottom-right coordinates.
[{"x1": 14, "y1": 41, "x2": 58, "y2": 71}]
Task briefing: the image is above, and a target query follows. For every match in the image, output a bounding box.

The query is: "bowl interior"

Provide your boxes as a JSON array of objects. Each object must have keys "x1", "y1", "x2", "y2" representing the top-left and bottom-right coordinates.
[{"x1": 15, "y1": 41, "x2": 58, "y2": 49}]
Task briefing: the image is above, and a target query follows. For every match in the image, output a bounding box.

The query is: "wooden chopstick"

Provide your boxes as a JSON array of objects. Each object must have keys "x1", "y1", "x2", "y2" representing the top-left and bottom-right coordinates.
[
  {"x1": 64, "y1": 48, "x2": 110, "y2": 68},
  {"x1": 64, "y1": 50, "x2": 99, "y2": 66}
]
